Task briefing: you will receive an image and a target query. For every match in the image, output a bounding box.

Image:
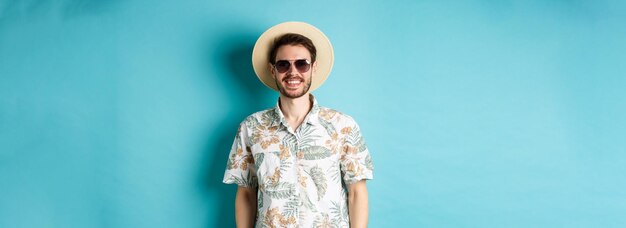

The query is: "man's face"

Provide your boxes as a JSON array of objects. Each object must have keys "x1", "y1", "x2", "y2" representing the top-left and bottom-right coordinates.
[{"x1": 270, "y1": 44, "x2": 316, "y2": 99}]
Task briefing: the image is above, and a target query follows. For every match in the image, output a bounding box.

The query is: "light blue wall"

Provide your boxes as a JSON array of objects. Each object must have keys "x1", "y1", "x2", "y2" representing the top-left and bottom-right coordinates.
[{"x1": 1, "y1": 0, "x2": 625, "y2": 227}]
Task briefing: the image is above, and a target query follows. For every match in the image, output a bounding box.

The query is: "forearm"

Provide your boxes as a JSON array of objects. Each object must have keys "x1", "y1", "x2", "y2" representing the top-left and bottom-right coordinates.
[
  {"x1": 348, "y1": 181, "x2": 369, "y2": 228},
  {"x1": 235, "y1": 186, "x2": 257, "y2": 228}
]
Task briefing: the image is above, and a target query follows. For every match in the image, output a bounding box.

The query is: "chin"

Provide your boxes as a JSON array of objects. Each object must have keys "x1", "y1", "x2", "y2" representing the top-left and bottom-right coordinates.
[
  {"x1": 282, "y1": 90, "x2": 307, "y2": 99},
  {"x1": 285, "y1": 93, "x2": 306, "y2": 99}
]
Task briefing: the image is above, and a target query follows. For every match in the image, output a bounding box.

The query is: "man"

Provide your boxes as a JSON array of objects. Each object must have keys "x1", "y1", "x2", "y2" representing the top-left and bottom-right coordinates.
[{"x1": 223, "y1": 22, "x2": 374, "y2": 228}]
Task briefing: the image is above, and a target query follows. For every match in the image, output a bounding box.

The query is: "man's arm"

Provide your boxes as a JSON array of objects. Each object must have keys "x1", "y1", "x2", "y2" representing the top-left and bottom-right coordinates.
[
  {"x1": 235, "y1": 186, "x2": 257, "y2": 228},
  {"x1": 348, "y1": 180, "x2": 369, "y2": 228}
]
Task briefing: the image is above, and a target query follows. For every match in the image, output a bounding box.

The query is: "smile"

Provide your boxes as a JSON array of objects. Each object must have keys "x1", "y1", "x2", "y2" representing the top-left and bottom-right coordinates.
[
  {"x1": 287, "y1": 80, "x2": 301, "y2": 85},
  {"x1": 283, "y1": 78, "x2": 304, "y2": 88}
]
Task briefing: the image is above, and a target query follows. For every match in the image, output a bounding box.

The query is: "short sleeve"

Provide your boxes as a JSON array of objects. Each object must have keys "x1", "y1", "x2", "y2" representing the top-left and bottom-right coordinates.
[
  {"x1": 222, "y1": 121, "x2": 258, "y2": 188},
  {"x1": 339, "y1": 119, "x2": 374, "y2": 185}
]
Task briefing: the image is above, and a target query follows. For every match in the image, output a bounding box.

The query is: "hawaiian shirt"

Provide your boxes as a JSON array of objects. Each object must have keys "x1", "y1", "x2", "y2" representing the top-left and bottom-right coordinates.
[{"x1": 223, "y1": 95, "x2": 374, "y2": 228}]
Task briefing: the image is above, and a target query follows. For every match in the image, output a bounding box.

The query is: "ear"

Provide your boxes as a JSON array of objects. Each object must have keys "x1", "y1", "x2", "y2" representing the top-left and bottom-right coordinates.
[
  {"x1": 312, "y1": 61, "x2": 318, "y2": 74},
  {"x1": 268, "y1": 63, "x2": 276, "y2": 79}
]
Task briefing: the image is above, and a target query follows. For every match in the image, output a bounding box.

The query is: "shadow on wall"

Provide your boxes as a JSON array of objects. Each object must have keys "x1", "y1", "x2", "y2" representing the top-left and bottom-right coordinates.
[
  {"x1": 0, "y1": 0, "x2": 118, "y2": 19},
  {"x1": 199, "y1": 28, "x2": 272, "y2": 227}
]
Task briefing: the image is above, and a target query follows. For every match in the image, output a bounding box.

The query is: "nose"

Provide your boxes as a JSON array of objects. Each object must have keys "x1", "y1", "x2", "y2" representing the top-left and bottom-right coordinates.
[{"x1": 286, "y1": 61, "x2": 299, "y2": 75}]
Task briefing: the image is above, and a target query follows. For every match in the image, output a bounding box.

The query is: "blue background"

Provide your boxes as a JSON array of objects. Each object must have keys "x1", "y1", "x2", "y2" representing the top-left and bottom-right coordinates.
[{"x1": 1, "y1": 0, "x2": 625, "y2": 227}]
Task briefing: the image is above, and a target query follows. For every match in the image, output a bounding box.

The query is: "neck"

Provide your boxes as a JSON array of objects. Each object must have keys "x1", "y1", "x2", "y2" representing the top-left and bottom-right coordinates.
[{"x1": 278, "y1": 93, "x2": 312, "y2": 124}]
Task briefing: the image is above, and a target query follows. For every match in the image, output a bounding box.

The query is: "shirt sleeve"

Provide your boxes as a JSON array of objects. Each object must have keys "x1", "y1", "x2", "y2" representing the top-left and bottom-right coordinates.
[
  {"x1": 339, "y1": 119, "x2": 374, "y2": 185},
  {"x1": 223, "y1": 121, "x2": 258, "y2": 188}
]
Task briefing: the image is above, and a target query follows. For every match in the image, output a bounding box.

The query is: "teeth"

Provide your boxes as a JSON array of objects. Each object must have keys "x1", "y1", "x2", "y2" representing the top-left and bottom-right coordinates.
[{"x1": 287, "y1": 81, "x2": 300, "y2": 84}]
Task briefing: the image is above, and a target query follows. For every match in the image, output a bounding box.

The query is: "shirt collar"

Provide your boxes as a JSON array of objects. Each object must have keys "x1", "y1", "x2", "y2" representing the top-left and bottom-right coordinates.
[{"x1": 272, "y1": 94, "x2": 320, "y2": 129}]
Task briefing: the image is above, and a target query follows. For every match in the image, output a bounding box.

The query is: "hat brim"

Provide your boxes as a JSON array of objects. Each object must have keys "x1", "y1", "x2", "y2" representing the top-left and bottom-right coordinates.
[{"x1": 252, "y1": 22, "x2": 334, "y2": 92}]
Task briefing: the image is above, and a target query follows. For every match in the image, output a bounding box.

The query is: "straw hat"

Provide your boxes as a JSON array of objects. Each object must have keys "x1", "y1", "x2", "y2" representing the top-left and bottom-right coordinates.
[{"x1": 252, "y1": 21, "x2": 334, "y2": 91}]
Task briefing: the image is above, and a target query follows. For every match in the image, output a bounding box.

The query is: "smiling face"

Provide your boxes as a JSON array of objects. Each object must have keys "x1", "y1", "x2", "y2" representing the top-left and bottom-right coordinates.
[{"x1": 270, "y1": 44, "x2": 317, "y2": 99}]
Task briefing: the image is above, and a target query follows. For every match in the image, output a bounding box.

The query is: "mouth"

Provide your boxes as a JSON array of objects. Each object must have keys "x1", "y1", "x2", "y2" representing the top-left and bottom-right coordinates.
[{"x1": 283, "y1": 78, "x2": 303, "y2": 89}]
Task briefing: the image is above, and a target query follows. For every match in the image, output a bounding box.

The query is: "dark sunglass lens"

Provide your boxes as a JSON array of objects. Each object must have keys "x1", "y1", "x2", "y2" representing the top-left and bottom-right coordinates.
[
  {"x1": 274, "y1": 61, "x2": 290, "y2": 73},
  {"x1": 295, "y1": 60, "x2": 310, "y2": 73}
]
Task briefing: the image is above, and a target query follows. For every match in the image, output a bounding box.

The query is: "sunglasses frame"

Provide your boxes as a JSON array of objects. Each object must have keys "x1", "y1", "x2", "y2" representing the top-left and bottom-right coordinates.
[{"x1": 272, "y1": 59, "x2": 312, "y2": 74}]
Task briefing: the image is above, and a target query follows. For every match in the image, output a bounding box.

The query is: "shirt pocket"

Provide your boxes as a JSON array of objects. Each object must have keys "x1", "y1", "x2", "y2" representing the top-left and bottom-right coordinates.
[
  {"x1": 296, "y1": 145, "x2": 342, "y2": 201},
  {"x1": 297, "y1": 146, "x2": 342, "y2": 181}
]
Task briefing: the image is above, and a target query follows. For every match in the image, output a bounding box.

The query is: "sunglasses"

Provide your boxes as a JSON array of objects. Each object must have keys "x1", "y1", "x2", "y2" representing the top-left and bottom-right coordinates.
[{"x1": 273, "y1": 59, "x2": 311, "y2": 73}]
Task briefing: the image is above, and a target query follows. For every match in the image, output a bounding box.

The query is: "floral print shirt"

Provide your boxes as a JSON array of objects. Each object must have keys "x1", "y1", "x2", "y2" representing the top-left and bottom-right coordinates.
[{"x1": 223, "y1": 95, "x2": 374, "y2": 228}]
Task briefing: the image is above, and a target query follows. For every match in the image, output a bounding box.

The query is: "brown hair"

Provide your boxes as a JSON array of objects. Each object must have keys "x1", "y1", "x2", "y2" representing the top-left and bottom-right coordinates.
[{"x1": 268, "y1": 33, "x2": 317, "y2": 64}]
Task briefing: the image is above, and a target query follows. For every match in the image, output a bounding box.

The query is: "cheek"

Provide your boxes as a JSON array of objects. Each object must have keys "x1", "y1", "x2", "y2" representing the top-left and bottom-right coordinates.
[{"x1": 271, "y1": 69, "x2": 287, "y2": 81}]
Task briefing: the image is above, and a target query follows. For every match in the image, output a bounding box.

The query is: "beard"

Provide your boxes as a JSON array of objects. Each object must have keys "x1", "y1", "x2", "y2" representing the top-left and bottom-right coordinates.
[{"x1": 274, "y1": 76, "x2": 312, "y2": 99}]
